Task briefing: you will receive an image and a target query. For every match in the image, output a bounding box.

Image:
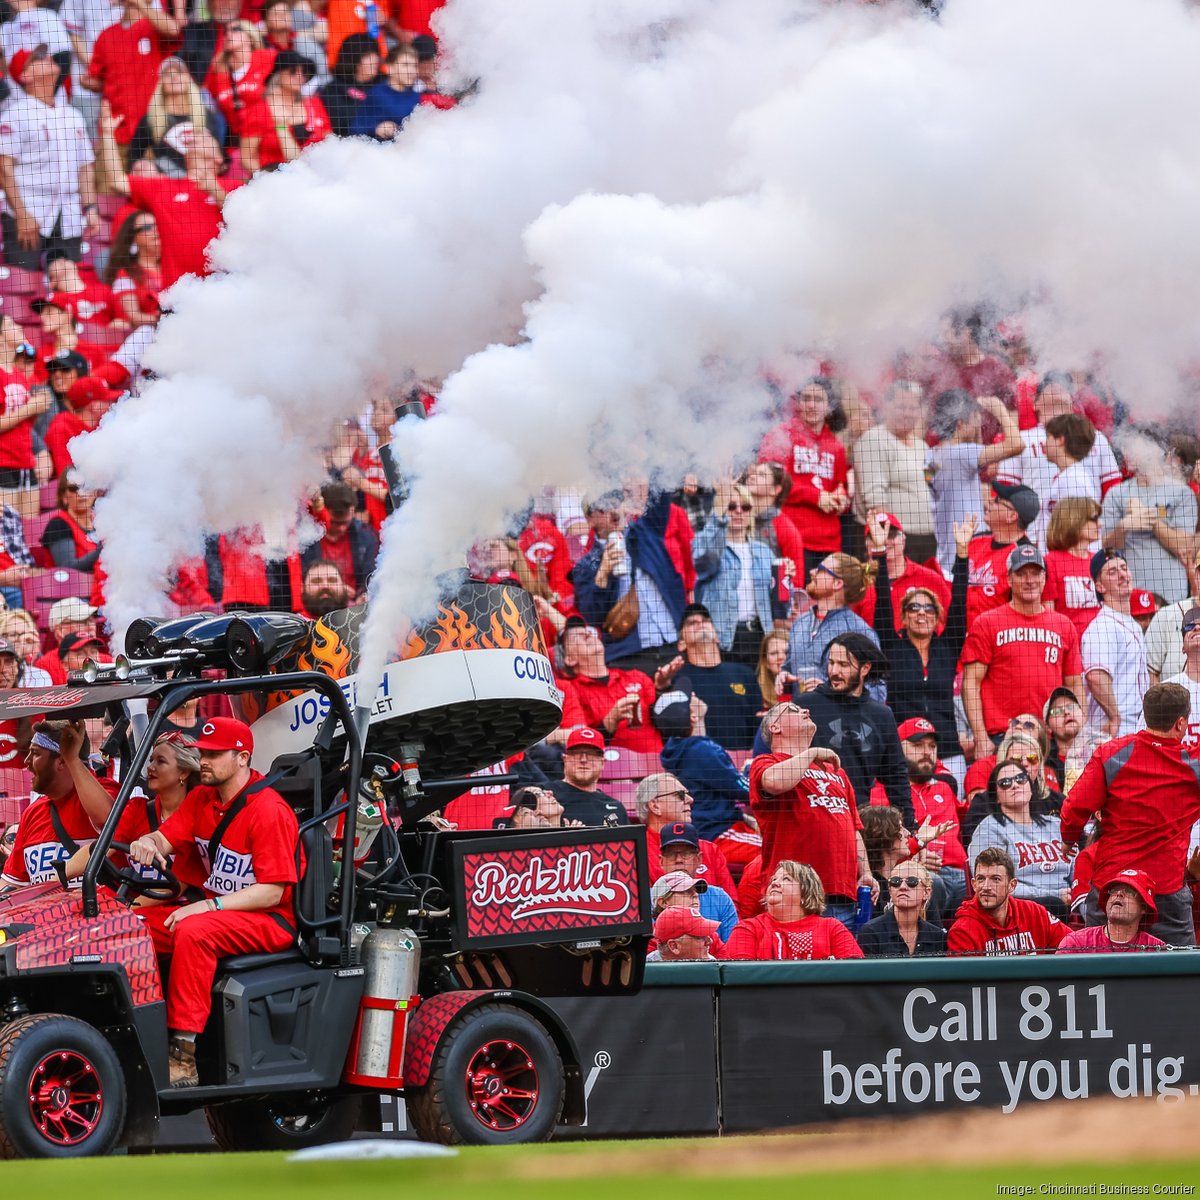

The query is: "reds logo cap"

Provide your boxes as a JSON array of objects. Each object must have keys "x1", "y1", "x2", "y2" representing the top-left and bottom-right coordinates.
[
  {"x1": 191, "y1": 717, "x2": 254, "y2": 755},
  {"x1": 565, "y1": 727, "x2": 606, "y2": 753},
  {"x1": 1129, "y1": 591, "x2": 1157, "y2": 618},
  {"x1": 897, "y1": 717, "x2": 937, "y2": 742},
  {"x1": 1098, "y1": 868, "x2": 1157, "y2": 916}
]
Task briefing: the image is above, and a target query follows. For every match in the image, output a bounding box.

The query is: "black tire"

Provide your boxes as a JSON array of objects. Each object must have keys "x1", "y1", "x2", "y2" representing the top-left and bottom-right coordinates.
[
  {"x1": 407, "y1": 1003, "x2": 564, "y2": 1146},
  {"x1": 205, "y1": 1093, "x2": 361, "y2": 1151},
  {"x1": 0, "y1": 1013, "x2": 127, "y2": 1159}
]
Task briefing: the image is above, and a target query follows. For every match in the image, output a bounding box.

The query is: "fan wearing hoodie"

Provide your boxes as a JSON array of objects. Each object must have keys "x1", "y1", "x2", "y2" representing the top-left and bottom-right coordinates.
[
  {"x1": 948, "y1": 847, "x2": 1067, "y2": 956},
  {"x1": 652, "y1": 690, "x2": 760, "y2": 864}
]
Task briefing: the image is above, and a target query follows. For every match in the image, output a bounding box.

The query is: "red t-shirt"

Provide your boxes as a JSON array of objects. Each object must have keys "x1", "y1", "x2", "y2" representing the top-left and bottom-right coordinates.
[
  {"x1": 112, "y1": 267, "x2": 163, "y2": 321},
  {"x1": 966, "y1": 536, "x2": 1027, "y2": 627},
  {"x1": 910, "y1": 778, "x2": 967, "y2": 869},
  {"x1": 114, "y1": 792, "x2": 207, "y2": 887},
  {"x1": 128, "y1": 175, "x2": 244, "y2": 289},
  {"x1": 948, "y1": 895, "x2": 1067, "y2": 956},
  {"x1": 1, "y1": 779, "x2": 119, "y2": 886},
  {"x1": 319, "y1": 531, "x2": 356, "y2": 592},
  {"x1": 204, "y1": 48, "x2": 278, "y2": 137},
  {"x1": 644, "y1": 825, "x2": 736, "y2": 897},
  {"x1": 48, "y1": 283, "x2": 120, "y2": 327},
  {"x1": 88, "y1": 19, "x2": 173, "y2": 144},
  {"x1": 749, "y1": 752, "x2": 862, "y2": 897},
  {"x1": 518, "y1": 514, "x2": 573, "y2": 606},
  {"x1": 961, "y1": 605, "x2": 1082, "y2": 736},
  {"x1": 157, "y1": 773, "x2": 299, "y2": 921},
  {"x1": 723, "y1": 911, "x2": 864, "y2": 960},
  {"x1": 1043, "y1": 550, "x2": 1100, "y2": 641},
  {"x1": 0, "y1": 368, "x2": 36, "y2": 470},
  {"x1": 240, "y1": 94, "x2": 331, "y2": 168},
  {"x1": 854, "y1": 557, "x2": 952, "y2": 634},
  {"x1": 559, "y1": 669, "x2": 662, "y2": 755},
  {"x1": 219, "y1": 530, "x2": 271, "y2": 608},
  {"x1": 45, "y1": 410, "x2": 92, "y2": 476},
  {"x1": 1057, "y1": 925, "x2": 1165, "y2": 953},
  {"x1": 759, "y1": 421, "x2": 848, "y2": 554}
]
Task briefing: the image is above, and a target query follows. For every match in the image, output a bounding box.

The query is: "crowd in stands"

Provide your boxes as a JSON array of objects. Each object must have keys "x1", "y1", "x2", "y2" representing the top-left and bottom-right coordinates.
[{"x1": 1, "y1": 0, "x2": 1199, "y2": 960}]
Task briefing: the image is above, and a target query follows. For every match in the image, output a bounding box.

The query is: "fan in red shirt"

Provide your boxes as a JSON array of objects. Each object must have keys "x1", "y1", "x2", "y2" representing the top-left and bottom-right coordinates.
[
  {"x1": 1057, "y1": 869, "x2": 1166, "y2": 953},
  {"x1": 948, "y1": 846, "x2": 1067, "y2": 956},
  {"x1": 129, "y1": 718, "x2": 299, "y2": 1086},
  {"x1": 100, "y1": 102, "x2": 244, "y2": 290},
  {"x1": 1061, "y1": 683, "x2": 1200, "y2": 947},
  {"x1": 965, "y1": 484, "x2": 1041, "y2": 627},
  {"x1": 81, "y1": 0, "x2": 182, "y2": 145},
  {"x1": 759, "y1": 377, "x2": 850, "y2": 563},
  {"x1": 204, "y1": 22, "x2": 278, "y2": 138},
  {"x1": 0, "y1": 319, "x2": 51, "y2": 496},
  {"x1": 43, "y1": 257, "x2": 122, "y2": 327},
  {"x1": 723, "y1": 860, "x2": 863, "y2": 960},
  {"x1": 558, "y1": 621, "x2": 661, "y2": 755},
  {"x1": 749, "y1": 700, "x2": 876, "y2": 925},
  {"x1": 961, "y1": 543, "x2": 1084, "y2": 751},
  {"x1": 1042, "y1": 496, "x2": 1103, "y2": 640},
  {"x1": 45, "y1": 374, "x2": 122, "y2": 476},
  {"x1": 0, "y1": 720, "x2": 118, "y2": 891},
  {"x1": 519, "y1": 511, "x2": 574, "y2": 609},
  {"x1": 239, "y1": 51, "x2": 331, "y2": 174}
]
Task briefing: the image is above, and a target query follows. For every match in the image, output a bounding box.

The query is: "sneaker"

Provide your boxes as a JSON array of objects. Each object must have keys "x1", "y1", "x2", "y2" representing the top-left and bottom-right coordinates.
[{"x1": 168, "y1": 1038, "x2": 198, "y2": 1088}]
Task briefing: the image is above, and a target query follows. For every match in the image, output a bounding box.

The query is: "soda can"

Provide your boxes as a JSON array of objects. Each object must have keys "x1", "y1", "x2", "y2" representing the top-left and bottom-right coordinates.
[
  {"x1": 856, "y1": 884, "x2": 873, "y2": 929},
  {"x1": 773, "y1": 557, "x2": 792, "y2": 606},
  {"x1": 608, "y1": 532, "x2": 630, "y2": 577}
]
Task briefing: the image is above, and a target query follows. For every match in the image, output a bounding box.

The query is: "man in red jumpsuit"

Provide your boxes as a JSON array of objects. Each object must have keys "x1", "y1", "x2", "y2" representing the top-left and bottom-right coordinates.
[{"x1": 129, "y1": 717, "x2": 299, "y2": 1086}]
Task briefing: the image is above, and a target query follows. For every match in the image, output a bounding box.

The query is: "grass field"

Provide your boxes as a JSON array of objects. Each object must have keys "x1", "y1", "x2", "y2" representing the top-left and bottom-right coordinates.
[{"x1": 3, "y1": 1137, "x2": 1199, "y2": 1199}]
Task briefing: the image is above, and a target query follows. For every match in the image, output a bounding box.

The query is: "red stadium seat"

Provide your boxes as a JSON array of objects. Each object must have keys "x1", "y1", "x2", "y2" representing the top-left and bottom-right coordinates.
[
  {"x1": 601, "y1": 748, "x2": 660, "y2": 783},
  {"x1": 0, "y1": 264, "x2": 44, "y2": 295},
  {"x1": 24, "y1": 510, "x2": 54, "y2": 552},
  {"x1": 0, "y1": 293, "x2": 38, "y2": 326},
  {"x1": 0, "y1": 767, "x2": 33, "y2": 799},
  {"x1": 23, "y1": 568, "x2": 93, "y2": 631},
  {"x1": 601, "y1": 777, "x2": 640, "y2": 820},
  {"x1": 39, "y1": 481, "x2": 59, "y2": 511},
  {"x1": 78, "y1": 321, "x2": 126, "y2": 351}
]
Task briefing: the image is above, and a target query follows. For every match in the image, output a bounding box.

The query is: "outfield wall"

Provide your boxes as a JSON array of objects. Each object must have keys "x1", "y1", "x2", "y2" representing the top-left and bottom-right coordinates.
[{"x1": 549, "y1": 954, "x2": 1200, "y2": 1135}]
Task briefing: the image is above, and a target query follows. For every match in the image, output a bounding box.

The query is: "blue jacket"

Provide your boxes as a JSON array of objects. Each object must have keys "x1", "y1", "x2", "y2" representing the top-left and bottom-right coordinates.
[
  {"x1": 692, "y1": 517, "x2": 776, "y2": 651},
  {"x1": 348, "y1": 81, "x2": 421, "y2": 138},
  {"x1": 698, "y1": 885, "x2": 740, "y2": 942},
  {"x1": 571, "y1": 492, "x2": 687, "y2": 664},
  {"x1": 660, "y1": 734, "x2": 750, "y2": 840},
  {"x1": 786, "y1": 605, "x2": 879, "y2": 689}
]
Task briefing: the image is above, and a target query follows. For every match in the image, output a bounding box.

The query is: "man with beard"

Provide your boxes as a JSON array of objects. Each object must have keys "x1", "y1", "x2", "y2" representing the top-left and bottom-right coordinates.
[
  {"x1": 948, "y1": 847, "x2": 1067, "y2": 955},
  {"x1": 0, "y1": 719, "x2": 117, "y2": 890},
  {"x1": 548, "y1": 728, "x2": 629, "y2": 827},
  {"x1": 297, "y1": 559, "x2": 351, "y2": 619},
  {"x1": 1057, "y1": 869, "x2": 1165, "y2": 953},
  {"x1": 898, "y1": 717, "x2": 967, "y2": 916},
  {"x1": 799, "y1": 633, "x2": 914, "y2": 826}
]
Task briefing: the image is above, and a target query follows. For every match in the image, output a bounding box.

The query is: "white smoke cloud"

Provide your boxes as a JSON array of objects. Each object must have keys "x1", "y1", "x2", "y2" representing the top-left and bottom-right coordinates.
[{"x1": 75, "y1": 0, "x2": 1200, "y2": 682}]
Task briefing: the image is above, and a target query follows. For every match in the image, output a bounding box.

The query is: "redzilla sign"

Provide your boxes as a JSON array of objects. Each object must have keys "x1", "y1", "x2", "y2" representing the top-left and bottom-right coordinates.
[{"x1": 451, "y1": 827, "x2": 648, "y2": 950}]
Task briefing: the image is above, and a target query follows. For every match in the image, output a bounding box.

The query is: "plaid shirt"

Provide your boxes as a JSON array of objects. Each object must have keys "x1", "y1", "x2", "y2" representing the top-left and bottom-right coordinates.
[{"x1": 0, "y1": 505, "x2": 34, "y2": 567}]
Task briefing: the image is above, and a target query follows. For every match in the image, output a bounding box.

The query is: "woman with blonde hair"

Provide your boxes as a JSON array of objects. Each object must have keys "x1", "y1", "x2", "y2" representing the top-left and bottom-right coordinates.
[
  {"x1": 204, "y1": 19, "x2": 276, "y2": 139},
  {"x1": 756, "y1": 629, "x2": 790, "y2": 710},
  {"x1": 693, "y1": 479, "x2": 778, "y2": 665},
  {"x1": 1044, "y1": 496, "x2": 1103, "y2": 639},
  {"x1": 857, "y1": 860, "x2": 946, "y2": 958},
  {"x1": 129, "y1": 57, "x2": 221, "y2": 178},
  {"x1": 0, "y1": 609, "x2": 41, "y2": 668},
  {"x1": 723, "y1": 861, "x2": 864, "y2": 960}
]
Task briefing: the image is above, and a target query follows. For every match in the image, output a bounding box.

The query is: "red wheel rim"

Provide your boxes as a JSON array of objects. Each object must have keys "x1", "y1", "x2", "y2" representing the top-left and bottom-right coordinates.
[
  {"x1": 464, "y1": 1038, "x2": 539, "y2": 1132},
  {"x1": 27, "y1": 1050, "x2": 104, "y2": 1147}
]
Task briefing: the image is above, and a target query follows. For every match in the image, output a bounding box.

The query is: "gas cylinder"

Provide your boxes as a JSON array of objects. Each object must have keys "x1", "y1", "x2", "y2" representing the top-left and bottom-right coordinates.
[{"x1": 355, "y1": 927, "x2": 421, "y2": 1079}]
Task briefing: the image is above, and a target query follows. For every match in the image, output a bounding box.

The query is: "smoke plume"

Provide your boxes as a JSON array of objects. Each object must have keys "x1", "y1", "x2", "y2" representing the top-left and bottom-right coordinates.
[{"x1": 73, "y1": 0, "x2": 1200, "y2": 687}]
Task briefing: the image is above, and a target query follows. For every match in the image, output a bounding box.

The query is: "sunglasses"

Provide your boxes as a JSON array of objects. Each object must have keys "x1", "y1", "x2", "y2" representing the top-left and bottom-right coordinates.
[
  {"x1": 1048, "y1": 706, "x2": 1078, "y2": 717},
  {"x1": 996, "y1": 774, "x2": 1030, "y2": 790},
  {"x1": 657, "y1": 788, "x2": 690, "y2": 803},
  {"x1": 904, "y1": 602, "x2": 937, "y2": 614},
  {"x1": 814, "y1": 563, "x2": 843, "y2": 581},
  {"x1": 889, "y1": 875, "x2": 922, "y2": 889},
  {"x1": 1184, "y1": 624, "x2": 1200, "y2": 635},
  {"x1": 1008, "y1": 717, "x2": 1039, "y2": 730},
  {"x1": 134, "y1": 223, "x2": 157, "y2": 234},
  {"x1": 727, "y1": 503, "x2": 753, "y2": 513}
]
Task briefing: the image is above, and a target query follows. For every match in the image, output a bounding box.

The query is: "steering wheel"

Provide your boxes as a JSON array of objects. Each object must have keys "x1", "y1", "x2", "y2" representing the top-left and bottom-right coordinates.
[{"x1": 98, "y1": 841, "x2": 185, "y2": 903}]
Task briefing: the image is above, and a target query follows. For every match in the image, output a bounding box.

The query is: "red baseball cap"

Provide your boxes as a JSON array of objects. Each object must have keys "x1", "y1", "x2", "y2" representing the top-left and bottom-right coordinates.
[
  {"x1": 897, "y1": 717, "x2": 937, "y2": 742},
  {"x1": 872, "y1": 511, "x2": 904, "y2": 535},
  {"x1": 66, "y1": 376, "x2": 121, "y2": 410},
  {"x1": 1130, "y1": 590, "x2": 1157, "y2": 618},
  {"x1": 653, "y1": 906, "x2": 719, "y2": 943},
  {"x1": 192, "y1": 717, "x2": 254, "y2": 754},
  {"x1": 565, "y1": 727, "x2": 605, "y2": 754},
  {"x1": 1098, "y1": 868, "x2": 1157, "y2": 916},
  {"x1": 9, "y1": 44, "x2": 50, "y2": 83}
]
